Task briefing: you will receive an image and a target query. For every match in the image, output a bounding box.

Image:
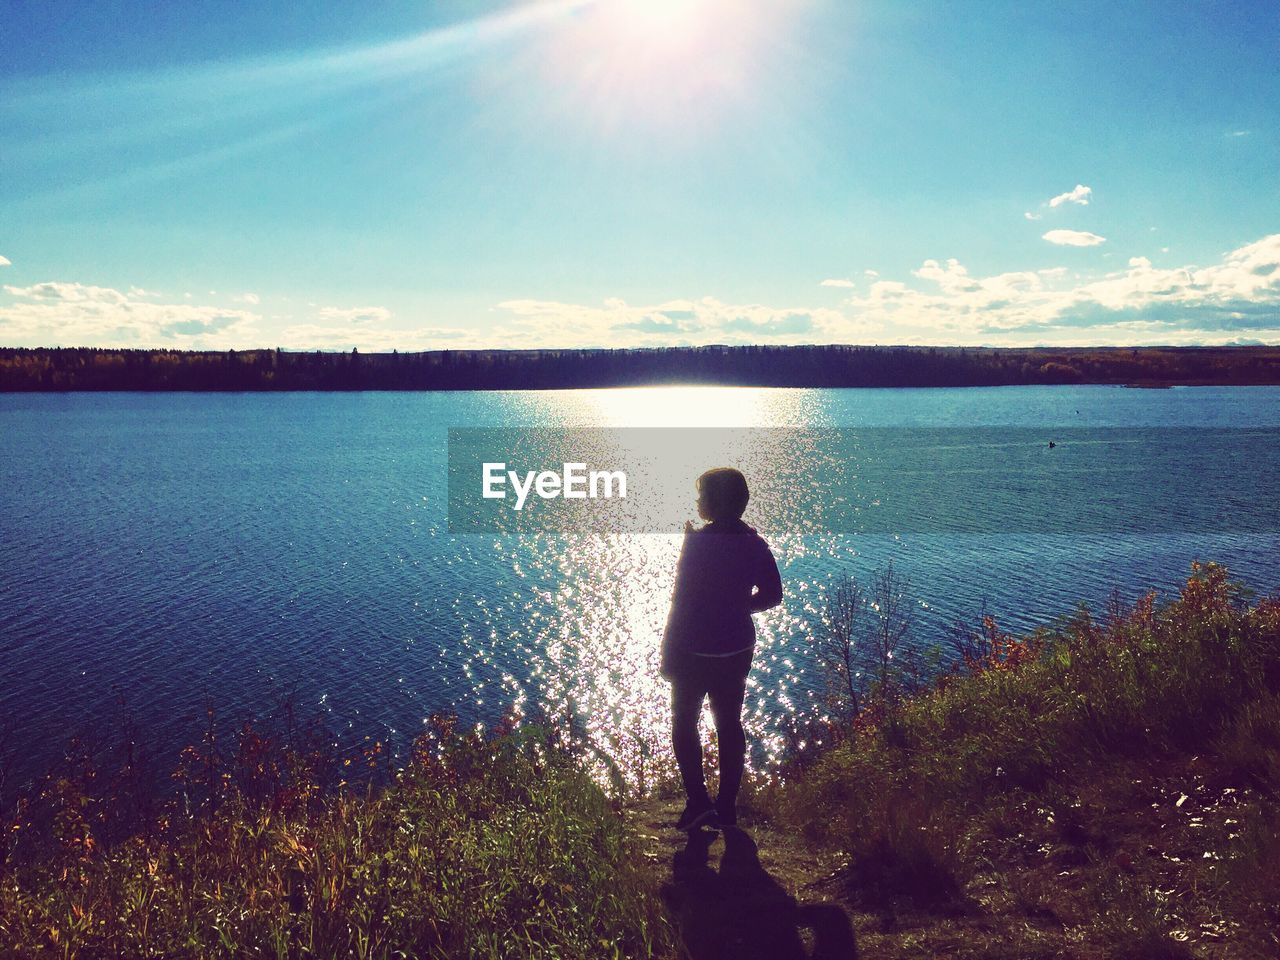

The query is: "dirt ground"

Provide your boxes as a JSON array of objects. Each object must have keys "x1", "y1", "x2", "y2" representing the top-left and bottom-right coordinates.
[{"x1": 623, "y1": 758, "x2": 1280, "y2": 960}]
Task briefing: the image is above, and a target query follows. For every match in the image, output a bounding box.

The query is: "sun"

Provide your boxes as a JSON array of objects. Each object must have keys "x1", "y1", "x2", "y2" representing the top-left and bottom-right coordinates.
[
  {"x1": 533, "y1": 0, "x2": 778, "y2": 132},
  {"x1": 603, "y1": 0, "x2": 718, "y2": 39}
]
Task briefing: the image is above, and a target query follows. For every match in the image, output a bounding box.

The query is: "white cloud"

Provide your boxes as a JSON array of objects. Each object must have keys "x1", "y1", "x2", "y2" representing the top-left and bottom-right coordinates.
[
  {"x1": 276, "y1": 303, "x2": 475, "y2": 350},
  {"x1": 233, "y1": 292, "x2": 260, "y2": 305},
  {"x1": 316, "y1": 305, "x2": 393, "y2": 325},
  {"x1": 0, "y1": 282, "x2": 261, "y2": 349},
  {"x1": 492, "y1": 234, "x2": 1280, "y2": 348},
  {"x1": 5, "y1": 281, "x2": 130, "y2": 304},
  {"x1": 7, "y1": 236, "x2": 1280, "y2": 352},
  {"x1": 493, "y1": 297, "x2": 845, "y2": 348},
  {"x1": 1048, "y1": 184, "x2": 1093, "y2": 207},
  {"x1": 864, "y1": 269, "x2": 879, "y2": 279},
  {"x1": 912, "y1": 258, "x2": 981, "y2": 294},
  {"x1": 0, "y1": 283, "x2": 479, "y2": 351},
  {"x1": 277, "y1": 323, "x2": 472, "y2": 351},
  {"x1": 831, "y1": 234, "x2": 1280, "y2": 345},
  {"x1": 0, "y1": 255, "x2": 10, "y2": 267},
  {"x1": 1024, "y1": 211, "x2": 1042, "y2": 221},
  {"x1": 820, "y1": 278, "x2": 855, "y2": 288},
  {"x1": 1043, "y1": 229, "x2": 1107, "y2": 247},
  {"x1": 1228, "y1": 130, "x2": 1251, "y2": 137}
]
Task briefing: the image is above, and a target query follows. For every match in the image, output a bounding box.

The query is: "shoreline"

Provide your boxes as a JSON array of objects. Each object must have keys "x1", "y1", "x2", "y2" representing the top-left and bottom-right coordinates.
[{"x1": 4, "y1": 344, "x2": 1280, "y2": 391}]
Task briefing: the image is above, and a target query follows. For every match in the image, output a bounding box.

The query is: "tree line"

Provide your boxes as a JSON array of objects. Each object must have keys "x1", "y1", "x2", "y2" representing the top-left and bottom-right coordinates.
[{"x1": 1, "y1": 344, "x2": 1278, "y2": 391}]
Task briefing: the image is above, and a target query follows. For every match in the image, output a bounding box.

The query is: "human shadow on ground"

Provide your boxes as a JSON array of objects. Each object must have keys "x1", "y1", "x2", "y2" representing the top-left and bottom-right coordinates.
[{"x1": 661, "y1": 825, "x2": 858, "y2": 960}]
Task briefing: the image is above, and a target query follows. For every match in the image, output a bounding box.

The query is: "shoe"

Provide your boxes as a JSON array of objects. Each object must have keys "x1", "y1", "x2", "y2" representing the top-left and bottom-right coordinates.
[
  {"x1": 714, "y1": 798, "x2": 737, "y2": 827},
  {"x1": 675, "y1": 798, "x2": 718, "y2": 832}
]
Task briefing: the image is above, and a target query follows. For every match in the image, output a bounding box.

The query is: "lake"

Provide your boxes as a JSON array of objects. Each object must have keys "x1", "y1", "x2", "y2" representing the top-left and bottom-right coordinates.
[{"x1": 2, "y1": 385, "x2": 1278, "y2": 789}]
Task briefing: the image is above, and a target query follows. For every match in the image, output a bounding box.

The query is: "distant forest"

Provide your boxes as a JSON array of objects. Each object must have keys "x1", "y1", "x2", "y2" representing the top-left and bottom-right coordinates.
[{"x1": 2, "y1": 344, "x2": 1279, "y2": 391}]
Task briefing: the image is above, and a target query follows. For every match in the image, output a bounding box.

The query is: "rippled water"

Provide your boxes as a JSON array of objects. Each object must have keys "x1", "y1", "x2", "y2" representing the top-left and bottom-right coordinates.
[{"x1": 2, "y1": 385, "x2": 1279, "y2": 788}]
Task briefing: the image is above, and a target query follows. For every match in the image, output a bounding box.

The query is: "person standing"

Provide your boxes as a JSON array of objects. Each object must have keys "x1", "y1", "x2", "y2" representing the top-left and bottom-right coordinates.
[{"x1": 661, "y1": 467, "x2": 783, "y2": 831}]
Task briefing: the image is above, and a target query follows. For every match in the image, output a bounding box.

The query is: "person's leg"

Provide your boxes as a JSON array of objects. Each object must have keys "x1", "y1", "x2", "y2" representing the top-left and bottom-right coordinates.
[
  {"x1": 706, "y1": 651, "x2": 752, "y2": 822},
  {"x1": 670, "y1": 674, "x2": 711, "y2": 806}
]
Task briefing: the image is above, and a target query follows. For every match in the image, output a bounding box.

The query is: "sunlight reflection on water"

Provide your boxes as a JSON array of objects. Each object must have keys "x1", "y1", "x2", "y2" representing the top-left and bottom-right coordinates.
[{"x1": 451, "y1": 388, "x2": 823, "y2": 787}]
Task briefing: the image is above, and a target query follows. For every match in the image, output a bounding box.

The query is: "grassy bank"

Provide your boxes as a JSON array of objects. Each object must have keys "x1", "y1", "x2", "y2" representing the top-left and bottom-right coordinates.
[
  {"x1": 764, "y1": 562, "x2": 1280, "y2": 957},
  {"x1": 2, "y1": 563, "x2": 1277, "y2": 958}
]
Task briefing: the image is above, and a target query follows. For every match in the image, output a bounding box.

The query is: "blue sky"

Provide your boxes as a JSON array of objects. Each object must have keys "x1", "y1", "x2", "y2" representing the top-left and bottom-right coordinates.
[{"x1": 1, "y1": 0, "x2": 1277, "y2": 350}]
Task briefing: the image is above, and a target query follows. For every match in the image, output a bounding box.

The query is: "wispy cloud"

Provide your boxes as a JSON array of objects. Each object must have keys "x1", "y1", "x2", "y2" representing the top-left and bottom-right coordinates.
[
  {"x1": 316, "y1": 305, "x2": 394, "y2": 325},
  {"x1": 494, "y1": 297, "x2": 844, "y2": 348},
  {"x1": 1048, "y1": 184, "x2": 1093, "y2": 207},
  {"x1": 0, "y1": 282, "x2": 260, "y2": 348},
  {"x1": 276, "y1": 322, "x2": 471, "y2": 351},
  {"x1": 1228, "y1": 130, "x2": 1251, "y2": 137},
  {"x1": 1024, "y1": 211, "x2": 1042, "y2": 221},
  {"x1": 233, "y1": 292, "x2": 260, "y2": 305},
  {"x1": 1043, "y1": 229, "x2": 1107, "y2": 247},
  {"x1": 0, "y1": 255, "x2": 10, "y2": 267},
  {"x1": 820, "y1": 278, "x2": 855, "y2": 288}
]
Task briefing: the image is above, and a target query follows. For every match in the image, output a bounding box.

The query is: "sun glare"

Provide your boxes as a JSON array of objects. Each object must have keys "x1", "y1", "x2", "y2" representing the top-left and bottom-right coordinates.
[
  {"x1": 605, "y1": 0, "x2": 717, "y2": 39},
  {"x1": 534, "y1": 0, "x2": 782, "y2": 132}
]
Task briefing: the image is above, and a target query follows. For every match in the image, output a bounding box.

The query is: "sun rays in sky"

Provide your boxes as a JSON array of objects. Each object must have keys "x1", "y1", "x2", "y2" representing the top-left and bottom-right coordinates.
[
  {"x1": 4, "y1": 0, "x2": 792, "y2": 205},
  {"x1": 0, "y1": 0, "x2": 1277, "y2": 351}
]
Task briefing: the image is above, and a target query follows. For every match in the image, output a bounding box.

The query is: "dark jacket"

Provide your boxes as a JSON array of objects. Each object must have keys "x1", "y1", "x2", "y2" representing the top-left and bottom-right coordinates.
[{"x1": 660, "y1": 518, "x2": 783, "y2": 679}]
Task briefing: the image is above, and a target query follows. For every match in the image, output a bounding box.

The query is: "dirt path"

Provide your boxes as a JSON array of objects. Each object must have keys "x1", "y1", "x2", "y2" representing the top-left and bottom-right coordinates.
[{"x1": 624, "y1": 794, "x2": 859, "y2": 959}]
